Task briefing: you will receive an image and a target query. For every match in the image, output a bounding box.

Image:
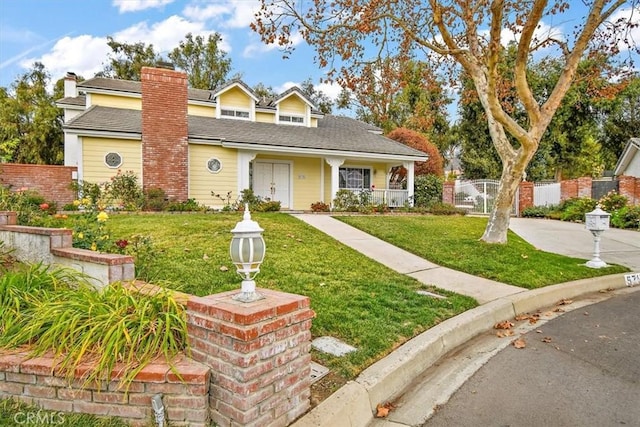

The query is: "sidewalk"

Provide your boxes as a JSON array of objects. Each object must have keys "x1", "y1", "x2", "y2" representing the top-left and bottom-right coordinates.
[{"x1": 289, "y1": 214, "x2": 638, "y2": 427}]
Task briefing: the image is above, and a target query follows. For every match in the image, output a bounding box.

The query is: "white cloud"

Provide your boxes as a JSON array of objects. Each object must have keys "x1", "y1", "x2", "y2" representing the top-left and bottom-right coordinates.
[
  {"x1": 182, "y1": 1, "x2": 258, "y2": 29},
  {"x1": 113, "y1": 0, "x2": 175, "y2": 13},
  {"x1": 316, "y1": 81, "x2": 342, "y2": 100},
  {"x1": 243, "y1": 30, "x2": 304, "y2": 57},
  {"x1": 273, "y1": 81, "x2": 298, "y2": 93},
  {"x1": 19, "y1": 35, "x2": 111, "y2": 81},
  {"x1": 607, "y1": 7, "x2": 640, "y2": 53},
  {"x1": 112, "y1": 15, "x2": 231, "y2": 54}
]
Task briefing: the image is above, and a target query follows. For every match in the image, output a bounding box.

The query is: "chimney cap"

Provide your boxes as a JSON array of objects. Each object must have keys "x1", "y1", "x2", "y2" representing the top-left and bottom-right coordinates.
[
  {"x1": 156, "y1": 61, "x2": 175, "y2": 70},
  {"x1": 65, "y1": 71, "x2": 77, "y2": 78}
]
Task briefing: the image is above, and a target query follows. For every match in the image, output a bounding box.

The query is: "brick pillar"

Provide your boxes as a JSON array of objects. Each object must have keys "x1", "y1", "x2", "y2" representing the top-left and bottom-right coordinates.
[
  {"x1": 187, "y1": 289, "x2": 314, "y2": 426},
  {"x1": 518, "y1": 181, "x2": 534, "y2": 216},
  {"x1": 141, "y1": 66, "x2": 189, "y2": 201},
  {"x1": 443, "y1": 181, "x2": 455, "y2": 205},
  {"x1": 577, "y1": 176, "x2": 592, "y2": 198},
  {"x1": 560, "y1": 179, "x2": 578, "y2": 201},
  {"x1": 0, "y1": 211, "x2": 17, "y2": 225},
  {"x1": 618, "y1": 175, "x2": 639, "y2": 205}
]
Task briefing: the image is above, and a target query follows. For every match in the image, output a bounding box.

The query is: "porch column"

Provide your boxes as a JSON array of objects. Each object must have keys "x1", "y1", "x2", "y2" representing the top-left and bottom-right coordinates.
[
  {"x1": 237, "y1": 151, "x2": 257, "y2": 195},
  {"x1": 403, "y1": 161, "x2": 415, "y2": 207},
  {"x1": 325, "y1": 157, "x2": 345, "y2": 208}
]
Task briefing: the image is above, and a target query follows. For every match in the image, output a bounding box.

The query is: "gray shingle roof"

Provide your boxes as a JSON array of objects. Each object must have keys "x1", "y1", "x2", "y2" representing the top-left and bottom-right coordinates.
[
  {"x1": 77, "y1": 77, "x2": 211, "y2": 102},
  {"x1": 56, "y1": 95, "x2": 86, "y2": 106},
  {"x1": 65, "y1": 106, "x2": 426, "y2": 158}
]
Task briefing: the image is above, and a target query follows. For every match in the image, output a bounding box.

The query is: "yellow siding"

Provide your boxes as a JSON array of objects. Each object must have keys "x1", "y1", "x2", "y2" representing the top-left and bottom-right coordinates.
[
  {"x1": 291, "y1": 157, "x2": 323, "y2": 210},
  {"x1": 311, "y1": 118, "x2": 318, "y2": 128},
  {"x1": 189, "y1": 144, "x2": 238, "y2": 208},
  {"x1": 90, "y1": 93, "x2": 141, "y2": 110},
  {"x1": 82, "y1": 137, "x2": 142, "y2": 184},
  {"x1": 188, "y1": 104, "x2": 215, "y2": 117},
  {"x1": 256, "y1": 112, "x2": 274, "y2": 123},
  {"x1": 278, "y1": 96, "x2": 306, "y2": 115},
  {"x1": 219, "y1": 87, "x2": 252, "y2": 109}
]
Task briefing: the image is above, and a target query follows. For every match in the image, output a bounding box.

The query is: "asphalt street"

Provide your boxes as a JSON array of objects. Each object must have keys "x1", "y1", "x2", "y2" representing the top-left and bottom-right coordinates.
[{"x1": 423, "y1": 287, "x2": 640, "y2": 427}]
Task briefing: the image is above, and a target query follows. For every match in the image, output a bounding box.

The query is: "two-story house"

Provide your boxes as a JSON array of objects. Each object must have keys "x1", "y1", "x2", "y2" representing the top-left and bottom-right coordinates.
[{"x1": 56, "y1": 65, "x2": 427, "y2": 210}]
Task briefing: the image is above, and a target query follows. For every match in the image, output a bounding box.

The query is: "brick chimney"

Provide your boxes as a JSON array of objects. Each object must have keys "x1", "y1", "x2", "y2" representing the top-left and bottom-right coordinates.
[{"x1": 141, "y1": 66, "x2": 189, "y2": 201}]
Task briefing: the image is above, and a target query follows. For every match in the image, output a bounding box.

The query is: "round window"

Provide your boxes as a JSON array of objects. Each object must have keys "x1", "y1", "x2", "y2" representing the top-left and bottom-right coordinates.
[
  {"x1": 105, "y1": 152, "x2": 122, "y2": 168},
  {"x1": 207, "y1": 158, "x2": 222, "y2": 173}
]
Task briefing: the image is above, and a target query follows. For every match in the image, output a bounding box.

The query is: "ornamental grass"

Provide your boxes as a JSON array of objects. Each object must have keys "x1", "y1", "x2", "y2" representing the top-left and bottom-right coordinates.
[{"x1": 0, "y1": 264, "x2": 187, "y2": 389}]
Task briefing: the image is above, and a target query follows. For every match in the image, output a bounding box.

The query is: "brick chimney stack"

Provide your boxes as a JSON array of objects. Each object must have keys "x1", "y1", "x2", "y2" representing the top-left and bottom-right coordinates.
[{"x1": 141, "y1": 66, "x2": 189, "y2": 201}]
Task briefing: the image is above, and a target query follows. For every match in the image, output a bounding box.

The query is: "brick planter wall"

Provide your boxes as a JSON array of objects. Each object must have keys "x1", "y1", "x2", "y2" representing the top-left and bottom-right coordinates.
[
  {"x1": 518, "y1": 181, "x2": 534, "y2": 215},
  {"x1": 442, "y1": 181, "x2": 455, "y2": 205},
  {"x1": 0, "y1": 352, "x2": 209, "y2": 427},
  {"x1": 0, "y1": 164, "x2": 77, "y2": 207}
]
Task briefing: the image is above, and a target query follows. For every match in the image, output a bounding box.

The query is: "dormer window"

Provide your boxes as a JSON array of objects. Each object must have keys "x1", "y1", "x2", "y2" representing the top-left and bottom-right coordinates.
[
  {"x1": 278, "y1": 114, "x2": 305, "y2": 125},
  {"x1": 220, "y1": 108, "x2": 250, "y2": 120}
]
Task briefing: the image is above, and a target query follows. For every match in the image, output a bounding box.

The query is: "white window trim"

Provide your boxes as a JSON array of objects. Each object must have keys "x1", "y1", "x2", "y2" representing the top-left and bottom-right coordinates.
[
  {"x1": 206, "y1": 157, "x2": 223, "y2": 174},
  {"x1": 339, "y1": 166, "x2": 373, "y2": 190},
  {"x1": 219, "y1": 107, "x2": 251, "y2": 120},
  {"x1": 104, "y1": 151, "x2": 123, "y2": 169}
]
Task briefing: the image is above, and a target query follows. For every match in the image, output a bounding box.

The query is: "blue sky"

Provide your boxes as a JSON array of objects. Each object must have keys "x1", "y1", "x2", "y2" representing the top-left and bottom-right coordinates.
[
  {"x1": 0, "y1": 0, "x2": 638, "y2": 115},
  {"x1": 0, "y1": 0, "x2": 339, "y2": 97}
]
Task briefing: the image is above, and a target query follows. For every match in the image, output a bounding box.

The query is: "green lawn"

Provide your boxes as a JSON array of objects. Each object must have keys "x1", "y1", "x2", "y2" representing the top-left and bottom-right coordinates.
[
  {"x1": 337, "y1": 215, "x2": 628, "y2": 288},
  {"x1": 102, "y1": 212, "x2": 477, "y2": 379}
]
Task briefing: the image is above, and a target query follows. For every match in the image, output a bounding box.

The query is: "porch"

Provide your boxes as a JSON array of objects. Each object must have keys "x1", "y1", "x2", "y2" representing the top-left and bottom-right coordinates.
[{"x1": 342, "y1": 188, "x2": 410, "y2": 208}]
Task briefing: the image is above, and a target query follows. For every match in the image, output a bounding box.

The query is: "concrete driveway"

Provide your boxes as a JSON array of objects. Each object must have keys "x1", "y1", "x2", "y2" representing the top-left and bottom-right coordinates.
[{"x1": 509, "y1": 217, "x2": 640, "y2": 270}]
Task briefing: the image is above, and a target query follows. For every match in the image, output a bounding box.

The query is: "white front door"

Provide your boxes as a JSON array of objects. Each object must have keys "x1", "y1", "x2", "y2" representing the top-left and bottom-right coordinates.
[{"x1": 253, "y1": 162, "x2": 291, "y2": 208}]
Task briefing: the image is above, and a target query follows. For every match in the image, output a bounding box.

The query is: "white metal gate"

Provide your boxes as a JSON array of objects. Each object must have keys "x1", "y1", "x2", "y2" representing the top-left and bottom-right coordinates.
[{"x1": 454, "y1": 179, "x2": 517, "y2": 215}]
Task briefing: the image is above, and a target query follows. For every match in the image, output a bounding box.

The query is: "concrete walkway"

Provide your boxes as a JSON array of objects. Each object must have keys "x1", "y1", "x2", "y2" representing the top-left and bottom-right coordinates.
[{"x1": 293, "y1": 214, "x2": 524, "y2": 304}]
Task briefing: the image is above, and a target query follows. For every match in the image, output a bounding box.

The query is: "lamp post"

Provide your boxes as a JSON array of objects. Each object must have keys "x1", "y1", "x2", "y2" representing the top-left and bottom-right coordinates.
[
  {"x1": 585, "y1": 205, "x2": 610, "y2": 269},
  {"x1": 229, "y1": 204, "x2": 266, "y2": 302}
]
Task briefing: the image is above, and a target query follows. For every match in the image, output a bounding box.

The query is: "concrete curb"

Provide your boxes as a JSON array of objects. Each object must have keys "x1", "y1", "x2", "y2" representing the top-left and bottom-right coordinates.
[{"x1": 293, "y1": 273, "x2": 631, "y2": 427}]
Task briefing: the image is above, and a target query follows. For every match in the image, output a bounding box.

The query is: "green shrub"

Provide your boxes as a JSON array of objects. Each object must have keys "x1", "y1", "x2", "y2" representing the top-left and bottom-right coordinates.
[
  {"x1": 143, "y1": 187, "x2": 168, "y2": 211},
  {"x1": 332, "y1": 189, "x2": 360, "y2": 212},
  {"x1": 166, "y1": 198, "x2": 206, "y2": 212},
  {"x1": 428, "y1": 202, "x2": 468, "y2": 216},
  {"x1": 558, "y1": 197, "x2": 597, "y2": 222},
  {"x1": 610, "y1": 205, "x2": 640, "y2": 230},
  {"x1": 598, "y1": 191, "x2": 628, "y2": 213},
  {"x1": 521, "y1": 205, "x2": 555, "y2": 218},
  {"x1": 414, "y1": 174, "x2": 443, "y2": 208}
]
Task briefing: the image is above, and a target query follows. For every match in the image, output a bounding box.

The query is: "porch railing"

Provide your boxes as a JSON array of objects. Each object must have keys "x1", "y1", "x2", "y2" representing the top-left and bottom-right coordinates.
[{"x1": 346, "y1": 188, "x2": 410, "y2": 208}]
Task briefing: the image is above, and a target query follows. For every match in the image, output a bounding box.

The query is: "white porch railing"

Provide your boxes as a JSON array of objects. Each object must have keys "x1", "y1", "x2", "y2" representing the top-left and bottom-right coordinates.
[{"x1": 346, "y1": 188, "x2": 410, "y2": 207}]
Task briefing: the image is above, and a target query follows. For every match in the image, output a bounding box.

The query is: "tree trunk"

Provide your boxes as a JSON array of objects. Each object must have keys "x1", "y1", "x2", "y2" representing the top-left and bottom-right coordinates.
[{"x1": 481, "y1": 163, "x2": 521, "y2": 243}]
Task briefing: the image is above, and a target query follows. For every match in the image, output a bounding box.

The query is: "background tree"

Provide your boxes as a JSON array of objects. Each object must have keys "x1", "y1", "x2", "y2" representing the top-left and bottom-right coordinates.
[
  {"x1": 299, "y1": 78, "x2": 333, "y2": 113},
  {"x1": 252, "y1": 0, "x2": 633, "y2": 243},
  {"x1": 168, "y1": 33, "x2": 232, "y2": 90},
  {"x1": 0, "y1": 62, "x2": 63, "y2": 164},
  {"x1": 599, "y1": 75, "x2": 640, "y2": 167},
  {"x1": 102, "y1": 37, "x2": 163, "y2": 80},
  {"x1": 386, "y1": 128, "x2": 444, "y2": 185}
]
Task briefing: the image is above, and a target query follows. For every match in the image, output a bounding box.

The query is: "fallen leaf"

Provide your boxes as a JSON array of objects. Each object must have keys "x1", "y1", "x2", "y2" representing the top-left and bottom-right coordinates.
[
  {"x1": 219, "y1": 266, "x2": 229, "y2": 272},
  {"x1": 497, "y1": 330, "x2": 515, "y2": 338},
  {"x1": 521, "y1": 254, "x2": 528, "y2": 259},
  {"x1": 543, "y1": 311, "x2": 554, "y2": 317},
  {"x1": 554, "y1": 308, "x2": 565, "y2": 313},
  {"x1": 536, "y1": 330, "x2": 543, "y2": 334},
  {"x1": 376, "y1": 405, "x2": 389, "y2": 418},
  {"x1": 202, "y1": 254, "x2": 209, "y2": 260},
  {"x1": 583, "y1": 312, "x2": 589, "y2": 316},
  {"x1": 513, "y1": 338, "x2": 526, "y2": 349},
  {"x1": 557, "y1": 299, "x2": 573, "y2": 306},
  {"x1": 494, "y1": 320, "x2": 514, "y2": 330},
  {"x1": 528, "y1": 317, "x2": 539, "y2": 325},
  {"x1": 375, "y1": 402, "x2": 395, "y2": 418},
  {"x1": 542, "y1": 337, "x2": 553, "y2": 343},
  {"x1": 514, "y1": 314, "x2": 530, "y2": 321}
]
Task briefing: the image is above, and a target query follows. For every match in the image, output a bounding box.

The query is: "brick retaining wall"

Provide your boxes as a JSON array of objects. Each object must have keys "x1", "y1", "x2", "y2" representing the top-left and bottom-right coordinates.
[{"x1": 0, "y1": 164, "x2": 77, "y2": 207}]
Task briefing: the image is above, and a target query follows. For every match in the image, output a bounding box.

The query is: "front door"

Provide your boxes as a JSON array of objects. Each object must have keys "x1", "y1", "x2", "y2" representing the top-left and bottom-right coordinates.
[{"x1": 253, "y1": 162, "x2": 291, "y2": 208}]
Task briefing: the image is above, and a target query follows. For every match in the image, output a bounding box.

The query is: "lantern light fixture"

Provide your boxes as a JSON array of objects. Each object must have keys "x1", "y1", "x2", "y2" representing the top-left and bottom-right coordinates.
[{"x1": 229, "y1": 204, "x2": 266, "y2": 302}]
